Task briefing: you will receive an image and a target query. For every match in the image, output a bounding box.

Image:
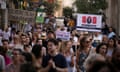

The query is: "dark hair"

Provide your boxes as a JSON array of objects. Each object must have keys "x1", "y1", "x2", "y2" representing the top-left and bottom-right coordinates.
[
  {"x1": 88, "y1": 61, "x2": 116, "y2": 72},
  {"x1": 13, "y1": 49, "x2": 22, "y2": 54},
  {"x1": 112, "y1": 47, "x2": 120, "y2": 56},
  {"x1": 108, "y1": 38, "x2": 117, "y2": 48},
  {"x1": 16, "y1": 30, "x2": 20, "y2": 35},
  {"x1": 22, "y1": 52, "x2": 33, "y2": 63},
  {"x1": 47, "y1": 39, "x2": 58, "y2": 46},
  {"x1": 111, "y1": 48, "x2": 120, "y2": 70},
  {"x1": 20, "y1": 63, "x2": 37, "y2": 72},
  {"x1": 24, "y1": 45, "x2": 30, "y2": 49},
  {"x1": 47, "y1": 31, "x2": 54, "y2": 35},
  {"x1": 2, "y1": 39, "x2": 9, "y2": 43},
  {"x1": 47, "y1": 31, "x2": 56, "y2": 38},
  {"x1": 21, "y1": 33, "x2": 27, "y2": 37},
  {"x1": 56, "y1": 38, "x2": 62, "y2": 42},
  {"x1": 0, "y1": 46, "x2": 5, "y2": 56},
  {"x1": 96, "y1": 43, "x2": 108, "y2": 54},
  {"x1": 36, "y1": 38, "x2": 42, "y2": 43},
  {"x1": 32, "y1": 44, "x2": 42, "y2": 59}
]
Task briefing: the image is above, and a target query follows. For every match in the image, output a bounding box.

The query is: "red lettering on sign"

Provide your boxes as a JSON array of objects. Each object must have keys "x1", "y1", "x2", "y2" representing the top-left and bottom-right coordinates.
[
  {"x1": 82, "y1": 16, "x2": 86, "y2": 24},
  {"x1": 93, "y1": 17, "x2": 97, "y2": 24}
]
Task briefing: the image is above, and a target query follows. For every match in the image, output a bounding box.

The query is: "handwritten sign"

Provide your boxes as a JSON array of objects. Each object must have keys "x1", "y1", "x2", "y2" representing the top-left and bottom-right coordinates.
[
  {"x1": 56, "y1": 31, "x2": 70, "y2": 41},
  {"x1": 8, "y1": 9, "x2": 36, "y2": 22}
]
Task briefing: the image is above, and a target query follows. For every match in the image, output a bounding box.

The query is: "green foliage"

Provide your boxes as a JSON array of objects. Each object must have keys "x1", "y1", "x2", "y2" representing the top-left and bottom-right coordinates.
[
  {"x1": 42, "y1": 1, "x2": 60, "y2": 15},
  {"x1": 63, "y1": 7, "x2": 74, "y2": 17},
  {"x1": 74, "y1": 0, "x2": 108, "y2": 14}
]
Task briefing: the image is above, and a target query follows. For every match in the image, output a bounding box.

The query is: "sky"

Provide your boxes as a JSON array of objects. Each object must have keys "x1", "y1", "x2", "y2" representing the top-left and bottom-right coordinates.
[{"x1": 63, "y1": 0, "x2": 75, "y2": 7}]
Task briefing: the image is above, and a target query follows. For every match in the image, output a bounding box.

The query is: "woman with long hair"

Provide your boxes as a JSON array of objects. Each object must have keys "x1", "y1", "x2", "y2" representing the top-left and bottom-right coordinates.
[
  {"x1": 106, "y1": 38, "x2": 117, "y2": 61},
  {"x1": 76, "y1": 36, "x2": 95, "y2": 72}
]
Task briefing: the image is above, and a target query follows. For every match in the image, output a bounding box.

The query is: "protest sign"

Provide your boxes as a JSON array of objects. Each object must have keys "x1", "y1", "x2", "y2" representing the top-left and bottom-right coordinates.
[
  {"x1": 56, "y1": 31, "x2": 70, "y2": 41},
  {"x1": 77, "y1": 14, "x2": 102, "y2": 32},
  {"x1": 8, "y1": 9, "x2": 36, "y2": 23}
]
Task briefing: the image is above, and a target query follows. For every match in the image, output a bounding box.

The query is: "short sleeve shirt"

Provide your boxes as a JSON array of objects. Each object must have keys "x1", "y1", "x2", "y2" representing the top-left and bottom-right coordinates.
[{"x1": 42, "y1": 53, "x2": 67, "y2": 72}]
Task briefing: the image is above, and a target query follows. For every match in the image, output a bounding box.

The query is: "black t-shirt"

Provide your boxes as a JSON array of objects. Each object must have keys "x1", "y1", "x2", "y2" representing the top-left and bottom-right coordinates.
[{"x1": 42, "y1": 54, "x2": 67, "y2": 72}]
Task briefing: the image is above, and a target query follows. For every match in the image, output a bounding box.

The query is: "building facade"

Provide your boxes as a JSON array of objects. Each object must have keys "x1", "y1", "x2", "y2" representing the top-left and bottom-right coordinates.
[{"x1": 105, "y1": 0, "x2": 120, "y2": 36}]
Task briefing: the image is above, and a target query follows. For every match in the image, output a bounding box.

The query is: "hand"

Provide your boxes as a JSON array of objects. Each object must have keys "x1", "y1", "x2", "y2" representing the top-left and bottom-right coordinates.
[
  {"x1": 52, "y1": 61, "x2": 56, "y2": 69},
  {"x1": 48, "y1": 59, "x2": 53, "y2": 67}
]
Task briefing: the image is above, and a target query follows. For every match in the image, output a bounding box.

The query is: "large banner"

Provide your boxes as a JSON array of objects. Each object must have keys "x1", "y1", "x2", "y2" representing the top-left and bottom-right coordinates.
[
  {"x1": 56, "y1": 31, "x2": 70, "y2": 41},
  {"x1": 8, "y1": 9, "x2": 36, "y2": 23},
  {"x1": 77, "y1": 14, "x2": 102, "y2": 32}
]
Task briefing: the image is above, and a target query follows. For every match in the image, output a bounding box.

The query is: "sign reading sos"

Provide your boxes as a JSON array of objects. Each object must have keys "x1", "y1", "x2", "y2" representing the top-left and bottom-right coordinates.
[
  {"x1": 77, "y1": 14, "x2": 102, "y2": 32},
  {"x1": 82, "y1": 16, "x2": 97, "y2": 24}
]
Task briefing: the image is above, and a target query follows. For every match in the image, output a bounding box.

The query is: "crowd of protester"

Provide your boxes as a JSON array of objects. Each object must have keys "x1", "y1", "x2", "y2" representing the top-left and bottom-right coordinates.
[{"x1": 0, "y1": 16, "x2": 120, "y2": 72}]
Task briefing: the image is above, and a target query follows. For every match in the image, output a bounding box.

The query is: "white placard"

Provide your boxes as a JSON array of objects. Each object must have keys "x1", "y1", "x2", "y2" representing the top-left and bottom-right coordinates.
[
  {"x1": 56, "y1": 31, "x2": 70, "y2": 41},
  {"x1": 77, "y1": 14, "x2": 102, "y2": 32}
]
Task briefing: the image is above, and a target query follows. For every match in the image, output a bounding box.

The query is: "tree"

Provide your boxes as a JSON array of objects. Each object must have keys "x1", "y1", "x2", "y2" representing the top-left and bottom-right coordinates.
[
  {"x1": 42, "y1": 1, "x2": 59, "y2": 15},
  {"x1": 63, "y1": 7, "x2": 74, "y2": 17},
  {"x1": 73, "y1": 0, "x2": 108, "y2": 14}
]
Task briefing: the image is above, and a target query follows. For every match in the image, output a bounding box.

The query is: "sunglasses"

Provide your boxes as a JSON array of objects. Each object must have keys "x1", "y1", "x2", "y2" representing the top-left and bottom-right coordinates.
[
  {"x1": 85, "y1": 41, "x2": 90, "y2": 43},
  {"x1": 12, "y1": 52, "x2": 20, "y2": 56}
]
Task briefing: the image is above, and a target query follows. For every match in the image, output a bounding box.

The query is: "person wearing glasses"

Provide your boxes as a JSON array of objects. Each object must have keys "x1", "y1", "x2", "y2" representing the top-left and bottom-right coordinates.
[
  {"x1": 76, "y1": 37, "x2": 95, "y2": 72},
  {"x1": 5, "y1": 49, "x2": 23, "y2": 72}
]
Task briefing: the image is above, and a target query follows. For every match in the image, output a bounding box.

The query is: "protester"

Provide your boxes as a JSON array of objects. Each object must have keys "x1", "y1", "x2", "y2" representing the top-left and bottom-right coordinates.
[
  {"x1": 96, "y1": 43, "x2": 108, "y2": 57},
  {"x1": 0, "y1": 55, "x2": 5, "y2": 72},
  {"x1": 42, "y1": 39, "x2": 68, "y2": 72},
  {"x1": 84, "y1": 53, "x2": 106, "y2": 71},
  {"x1": 23, "y1": 45, "x2": 32, "y2": 53},
  {"x1": 111, "y1": 47, "x2": 120, "y2": 72},
  {"x1": 76, "y1": 37, "x2": 95, "y2": 72},
  {"x1": 102, "y1": 35, "x2": 108, "y2": 44},
  {"x1": 106, "y1": 38, "x2": 117, "y2": 61},
  {"x1": 32, "y1": 44, "x2": 43, "y2": 69},
  {"x1": 62, "y1": 41, "x2": 75, "y2": 72},
  {"x1": 5, "y1": 49, "x2": 23, "y2": 72},
  {"x1": 0, "y1": 45, "x2": 11, "y2": 66},
  {"x1": 108, "y1": 27, "x2": 116, "y2": 39},
  {"x1": 20, "y1": 53, "x2": 37, "y2": 72},
  {"x1": 9, "y1": 35, "x2": 23, "y2": 50},
  {"x1": 87, "y1": 60, "x2": 116, "y2": 72},
  {"x1": 92, "y1": 32, "x2": 103, "y2": 47}
]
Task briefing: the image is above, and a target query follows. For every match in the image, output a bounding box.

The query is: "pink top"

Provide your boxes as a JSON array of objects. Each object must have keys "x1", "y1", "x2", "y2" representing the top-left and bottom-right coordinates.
[{"x1": 4, "y1": 55, "x2": 11, "y2": 65}]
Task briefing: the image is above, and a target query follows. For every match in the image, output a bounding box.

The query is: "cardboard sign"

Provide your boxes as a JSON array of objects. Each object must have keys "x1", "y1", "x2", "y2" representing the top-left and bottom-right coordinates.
[
  {"x1": 8, "y1": 9, "x2": 36, "y2": 22},
  {"x1": 77, "y1": 14, "x2": 102, "y2": 32},
  {"x1": 56, "y1": 31, "x2": 70, "y2": 41}
]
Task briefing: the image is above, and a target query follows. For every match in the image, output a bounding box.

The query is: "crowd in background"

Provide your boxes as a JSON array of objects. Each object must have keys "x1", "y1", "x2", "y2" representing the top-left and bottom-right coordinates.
[{"x1": 0, "y1": 16, "x2": 120, "y2": 72}]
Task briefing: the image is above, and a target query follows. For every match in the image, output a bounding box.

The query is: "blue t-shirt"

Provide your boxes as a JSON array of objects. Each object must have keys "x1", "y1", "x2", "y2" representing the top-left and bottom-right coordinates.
[
  {"x1": 108, "y1": 32, "x2": 115, "y2": 38},
  {"x1": 42, "y1": 54, "x2": 67, "y2": 72}
]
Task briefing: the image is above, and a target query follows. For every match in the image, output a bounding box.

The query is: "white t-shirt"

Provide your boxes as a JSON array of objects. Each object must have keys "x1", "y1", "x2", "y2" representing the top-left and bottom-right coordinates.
[
  {"x1": 2, "y1": 31, "x2": 10, "y2": 40},
  {"x1": 93, "y1": 34, "x2": 103, "y2": 43}
]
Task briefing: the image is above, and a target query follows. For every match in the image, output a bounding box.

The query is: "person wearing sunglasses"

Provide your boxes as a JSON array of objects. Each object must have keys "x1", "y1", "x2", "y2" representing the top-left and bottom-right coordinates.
[
  {"x1": 5, "y1": 49, "x2": 23, "y2": 72},
  {"x1": 76, "y1": 37, "x2": 95, "y2": 72}
]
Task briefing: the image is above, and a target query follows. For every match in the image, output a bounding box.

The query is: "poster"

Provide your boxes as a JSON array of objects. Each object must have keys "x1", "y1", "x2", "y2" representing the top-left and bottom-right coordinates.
[
  {"x1": 56, "y1": 31, "x2": 70, "y2": 41},
  {"x1": 35, "y1": 12, "x2": 45, "y2": 23},
  {"x1": 76, "y1": 14, "x2": 102, "y2": 32},
  {"x1": 8, "y1": 9, "x2": 36, "y2": 23}
]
